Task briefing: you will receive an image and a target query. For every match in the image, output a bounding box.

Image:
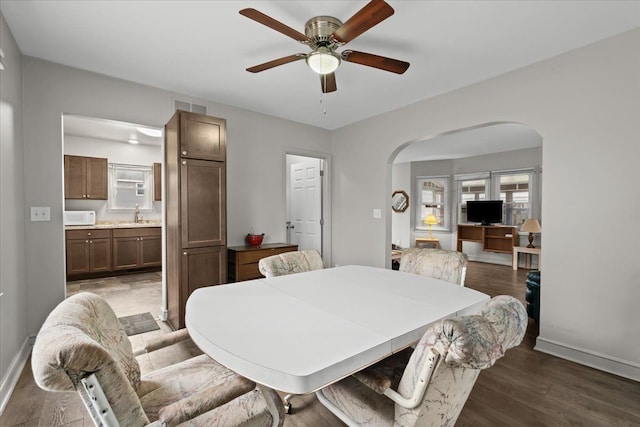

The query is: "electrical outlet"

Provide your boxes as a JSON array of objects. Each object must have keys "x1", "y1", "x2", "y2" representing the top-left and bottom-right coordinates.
[
  {"x1": 30, "y1": 207, "x2": 51, "y2": 222},
  {"x1": 373, "y1": 208, "x2": 382, "y2": 219}
]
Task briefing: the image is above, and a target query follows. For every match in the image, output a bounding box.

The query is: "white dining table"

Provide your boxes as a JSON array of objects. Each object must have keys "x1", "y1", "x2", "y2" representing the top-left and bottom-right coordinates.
[{"x1": 185, "y1": 265, "x2": 489, "y2": 395}]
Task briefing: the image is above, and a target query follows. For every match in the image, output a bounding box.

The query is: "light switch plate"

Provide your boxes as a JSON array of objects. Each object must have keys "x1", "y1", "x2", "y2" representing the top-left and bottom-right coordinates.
[
  {"x1": 373, "y1": 208, "x2": 382, "y2": 219},
  {"x1": 30, "y1": 207, "x2": 51, "y2": 221}
]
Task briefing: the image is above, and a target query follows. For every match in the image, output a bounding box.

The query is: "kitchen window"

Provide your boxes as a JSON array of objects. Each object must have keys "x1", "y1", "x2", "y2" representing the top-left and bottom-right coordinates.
[{"x1": 108, "y1": 163, "x2": 152, "y2": 211}]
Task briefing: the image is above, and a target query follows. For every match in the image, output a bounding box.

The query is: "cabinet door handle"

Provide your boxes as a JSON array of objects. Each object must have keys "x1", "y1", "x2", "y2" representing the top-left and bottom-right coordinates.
[
  {"x1": 183, "y1": 251, "x2": 188, "y2": 256},
  {"x1": 182, "y1": 150, "x2": 187, "y2": 156},
  {"x1": 140, "y1": 237, "x2": 143, "y2": 241},
  {"x1": 85, "y1": 240, "x2": 89, "y2": 243},
  {"x1": 87, "y1": 232, "x2": 91, "y2": 236},
  {"x1": 182, "y1": 160, "x2": 187, "y2": 165}
]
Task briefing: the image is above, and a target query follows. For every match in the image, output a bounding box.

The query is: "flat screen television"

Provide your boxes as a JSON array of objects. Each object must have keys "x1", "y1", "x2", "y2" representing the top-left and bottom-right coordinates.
[{"x1": 466, "y1": 200, "x2": 503, "y2": 225}]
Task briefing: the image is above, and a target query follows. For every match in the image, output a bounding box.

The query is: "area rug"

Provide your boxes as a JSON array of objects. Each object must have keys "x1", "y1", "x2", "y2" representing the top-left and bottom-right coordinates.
[{"x1": 118, "y1": 312, "x2": 160, "y2": 336}]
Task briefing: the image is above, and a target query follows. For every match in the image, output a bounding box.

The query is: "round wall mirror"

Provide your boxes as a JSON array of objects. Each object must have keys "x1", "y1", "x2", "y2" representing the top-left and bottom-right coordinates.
[{"x1": 391, "y1": 190, "x2": 409, "y2": 213}]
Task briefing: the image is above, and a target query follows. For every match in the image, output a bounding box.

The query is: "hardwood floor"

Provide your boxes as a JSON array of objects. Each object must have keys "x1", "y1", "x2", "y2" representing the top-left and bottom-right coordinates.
[{"x1": 1, "y1": 263, "x2": 639, "y2": 426}]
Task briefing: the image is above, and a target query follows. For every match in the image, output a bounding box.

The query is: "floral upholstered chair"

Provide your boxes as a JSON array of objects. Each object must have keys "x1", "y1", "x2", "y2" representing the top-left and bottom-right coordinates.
[
  {"x1": 400, "y1": 248, "x2": 469, "y2": 286},
  {"x1": 316, "y1": 295, "x2": 527, "y2": 427},
  {"x1": 258, "y1": 249, "x2": 324, "y2": 278},
  {"x1": 31, "y1": 292, "x2": 284, "y2": 427}
]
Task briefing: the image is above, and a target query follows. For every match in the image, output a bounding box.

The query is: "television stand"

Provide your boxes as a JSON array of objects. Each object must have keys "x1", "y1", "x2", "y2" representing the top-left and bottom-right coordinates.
[{"x1": 457, "y1": 224, "x2": 518, "y2": 254}]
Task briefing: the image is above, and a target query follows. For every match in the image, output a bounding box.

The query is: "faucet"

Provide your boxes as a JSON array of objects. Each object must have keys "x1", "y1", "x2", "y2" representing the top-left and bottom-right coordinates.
[{"x1": 134, "y1": 204, "x2": 141, "y2": 223}]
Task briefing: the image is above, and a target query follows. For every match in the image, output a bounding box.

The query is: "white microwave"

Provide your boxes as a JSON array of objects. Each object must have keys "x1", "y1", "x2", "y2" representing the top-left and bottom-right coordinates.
[{"x1": 64, "y1": 210, "x2": 96, "y2": 226}]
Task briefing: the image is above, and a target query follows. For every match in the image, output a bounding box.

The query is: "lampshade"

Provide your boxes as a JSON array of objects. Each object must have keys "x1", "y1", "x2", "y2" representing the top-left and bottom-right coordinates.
[
  {"x1": 521, "y1": 219, "x2": 541, "y2": 233},
  {"x1": 306, "y1": 48, "x2": 340, "y2": 75},
  {"x1": 424, "y1": 214, "x2": 438, "y2": 226}
]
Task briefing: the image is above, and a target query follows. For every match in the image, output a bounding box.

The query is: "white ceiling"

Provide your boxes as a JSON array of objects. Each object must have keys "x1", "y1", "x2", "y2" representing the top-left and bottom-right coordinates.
[
  {"x1": 63, "y1": 115, "x2": 163, "y2": 147},
  {"x1": 2, "y1": 1, "x2": 638, "y2": 162},
  {"x1": 2, "y1": 0, "x2": 638, "y2": 132},
  {"x1": 393, "y1": 122, "x2": 541, "y2": 163}
]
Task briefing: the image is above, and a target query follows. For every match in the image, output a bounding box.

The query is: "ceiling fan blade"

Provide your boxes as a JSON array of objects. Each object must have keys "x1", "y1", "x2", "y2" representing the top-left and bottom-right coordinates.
[
  {"x1": 246, "y1": 54, "x2": 306, "y2": 73},
  {"x1": 240, "y1": 8, "x2": 311, "y2": 43},
  {"x1": 332, "y1": 0, "x2": 394, "y2": 44},
  {"x1": 321, "y1": 73, "x2": 337, "y2": 93},
  {"x1": 342, "y1": 50, "x2": 410, "y2": 74}
]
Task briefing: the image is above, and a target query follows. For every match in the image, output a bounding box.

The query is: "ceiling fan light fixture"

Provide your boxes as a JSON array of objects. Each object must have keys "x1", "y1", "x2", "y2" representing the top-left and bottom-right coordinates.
[{"x1": 306, "y1": 48, "x2": 340, "y2": 75}]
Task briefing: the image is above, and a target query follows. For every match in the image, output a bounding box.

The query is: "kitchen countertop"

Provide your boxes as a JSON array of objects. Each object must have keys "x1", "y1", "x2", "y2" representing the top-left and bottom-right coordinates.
[{"x1": 65, "y1": 221, "x2": 162, "y2": 230}]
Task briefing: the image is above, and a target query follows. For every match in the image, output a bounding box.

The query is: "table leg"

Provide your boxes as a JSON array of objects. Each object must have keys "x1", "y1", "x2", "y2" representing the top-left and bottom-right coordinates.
[
  {"x1": 257, "y1": 384, "x2": 285, "y2": 427},
  {"x1": 512, "y1": 248, "x2": 518, "y2": 270},
  {"x1": 283, "y1": 393, "x2": 295, "y2": 414}
]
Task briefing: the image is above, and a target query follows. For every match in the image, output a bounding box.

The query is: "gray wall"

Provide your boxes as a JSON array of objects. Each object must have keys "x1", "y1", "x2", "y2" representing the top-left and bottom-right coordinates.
[
  {"x1": 331, "y1": 29, "x2": 640, "y2": 380},
  {"x1": 0, "y1": 12, "x2": 26, "y2": 410}
]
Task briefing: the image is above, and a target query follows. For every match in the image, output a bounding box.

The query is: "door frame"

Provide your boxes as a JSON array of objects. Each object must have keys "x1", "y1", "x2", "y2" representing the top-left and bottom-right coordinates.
[{"x1": 284, "y1": 150, "x2": 332, "y2": 267}]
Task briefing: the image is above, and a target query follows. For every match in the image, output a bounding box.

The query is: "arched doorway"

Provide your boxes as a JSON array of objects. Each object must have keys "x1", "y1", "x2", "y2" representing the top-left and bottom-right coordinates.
[{"x1": 389, "y1": 122, "x2": 542, "y2": 267}]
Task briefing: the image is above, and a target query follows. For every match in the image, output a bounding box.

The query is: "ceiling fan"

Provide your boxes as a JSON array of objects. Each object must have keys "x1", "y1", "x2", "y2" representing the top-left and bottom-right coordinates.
[{"x1": 240, "y1": 0, "x2": 410, "y2": 93}]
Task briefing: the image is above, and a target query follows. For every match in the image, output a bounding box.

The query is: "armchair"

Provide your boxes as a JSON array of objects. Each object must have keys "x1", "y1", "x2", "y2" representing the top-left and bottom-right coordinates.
[
  {"x1": 316, "y1": 295, "x2": 527, "y2": 427},
  {"x1": 31, "y1": 292, "x2": 284, "y2": 427},
  {"x1": 399, "y1": 248, "x2": 469, "y2": 286},
  {"x1": 258, "y1": 249, "x2": 324, "y2": 278}
]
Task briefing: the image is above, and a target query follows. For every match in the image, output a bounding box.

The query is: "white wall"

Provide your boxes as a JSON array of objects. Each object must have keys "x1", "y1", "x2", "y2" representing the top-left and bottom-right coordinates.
[
  {"x1": 64, "y1": 134, "x2": 162, "y2": 165},
  {"x1": 331, "y1": 29, "x2": 640, "y2": 380},
  {"x1": 391, "y1": 162, "x2": 411, "y2": 249},
  {"x1": 0, "y1": 12, "x2": 28, "y2": 412}
]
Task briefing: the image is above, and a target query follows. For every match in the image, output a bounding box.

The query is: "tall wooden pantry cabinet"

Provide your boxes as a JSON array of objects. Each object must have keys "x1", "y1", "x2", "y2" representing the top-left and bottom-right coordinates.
[{"x1": 165, "y1": 111, "x2": 227, "y2": 330}]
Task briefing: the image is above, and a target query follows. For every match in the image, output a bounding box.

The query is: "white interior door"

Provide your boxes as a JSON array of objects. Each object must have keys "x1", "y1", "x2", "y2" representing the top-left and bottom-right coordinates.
[{"x1": 289, "y1": 158, "x2": 322, "y2": 252}]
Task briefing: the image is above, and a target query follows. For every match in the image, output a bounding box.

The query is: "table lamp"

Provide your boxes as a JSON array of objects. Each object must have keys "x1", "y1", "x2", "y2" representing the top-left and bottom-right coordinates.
[
  {"x1": 521, "y1": 219, "x2": 541, "y2": 248},
  {"x1": 424, "y1": 214, "x2": 438, "y2": 239}
]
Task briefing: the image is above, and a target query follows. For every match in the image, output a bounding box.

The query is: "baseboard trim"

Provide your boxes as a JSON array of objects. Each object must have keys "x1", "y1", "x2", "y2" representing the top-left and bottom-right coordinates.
[
  {"x1": 535, "y1": 336, "x2": 640, "y2": 382},
  {"x1": 0, "y1": 335, "x2": 36, "y2": 415}
]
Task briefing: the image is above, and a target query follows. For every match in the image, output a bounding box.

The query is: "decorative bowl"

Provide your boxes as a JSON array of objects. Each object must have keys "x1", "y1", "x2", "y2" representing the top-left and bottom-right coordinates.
[{"x1": 246, "y1": 233, "x2": 264, "y2": 247}]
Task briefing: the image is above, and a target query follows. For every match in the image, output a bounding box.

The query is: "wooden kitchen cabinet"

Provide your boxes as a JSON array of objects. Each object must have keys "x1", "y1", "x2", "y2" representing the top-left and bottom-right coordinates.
[
  {"x1": 65, "y1": 229, "x2": 112, "y2": 275},
  {"x1": 165, "y1": 110, "x2": 227, "y2": 330},
  {"x1": 227, "y1": 244, "x2": 298, "y2": 282},
  {"x1": 64, "y1": 155, "x2": 108, "y2": 200},
  {"x1": 112, "y1": 227, "x2": 161, "y2": 270},
  {"x1": 184, "y1": 247, "x2": 225, "y2": 295},
  {"x1": 180, "y1": 159, "x2": 226, "y2": 248},
  {"x1": 153, "y1": 162, "x2": 162, "y2": 201},
  {"x1": 179, "y1": 113, "x2": 226, "y2": 161}
]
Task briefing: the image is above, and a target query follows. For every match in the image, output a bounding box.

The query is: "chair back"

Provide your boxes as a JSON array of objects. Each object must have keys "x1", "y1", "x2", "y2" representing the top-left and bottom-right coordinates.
[
  {"x1": 258, "y1": 249, "x2": 324, "y2": 278},
  {"x1": 32, "y1": 292, "x2": 149, "y2": 425},
  {"x1": 395, "y1": 295, "x2": 527, "y2": 427},
  {"x1": 399, "y1": 248, "x2": 468, "y2": 285}
]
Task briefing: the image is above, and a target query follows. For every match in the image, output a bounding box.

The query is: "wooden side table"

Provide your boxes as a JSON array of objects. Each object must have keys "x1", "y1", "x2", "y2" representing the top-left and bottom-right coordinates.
[
  {"x1": 227, "y1": 243, "x2": 298, "y2": 282},
  {"x1": 512, "y1": 246, "x2": 541, "y2": 270},
  {"x1": 415, "y1": 238, "x2": 441, "y2": 249}
]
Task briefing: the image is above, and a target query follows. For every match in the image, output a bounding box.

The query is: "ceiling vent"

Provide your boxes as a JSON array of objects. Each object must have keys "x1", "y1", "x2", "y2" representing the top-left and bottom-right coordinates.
[{"x1": 173, "y1": 99, "x2": 207, "y2": 115}]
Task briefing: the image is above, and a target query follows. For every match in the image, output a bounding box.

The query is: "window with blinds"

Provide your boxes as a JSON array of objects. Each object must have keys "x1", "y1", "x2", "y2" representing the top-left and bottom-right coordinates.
[
  {"x1": 107, "y1": 163, "x2": 152, "y2": 211},
  {"x1": 415, "y1": 176, "x2": 450, "y2": 231}
]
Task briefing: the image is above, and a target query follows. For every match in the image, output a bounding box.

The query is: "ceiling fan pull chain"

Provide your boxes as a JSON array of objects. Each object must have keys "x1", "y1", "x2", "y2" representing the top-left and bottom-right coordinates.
[{"x1": 321, "y1": 84, "x2": 327, "y2": 115}]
